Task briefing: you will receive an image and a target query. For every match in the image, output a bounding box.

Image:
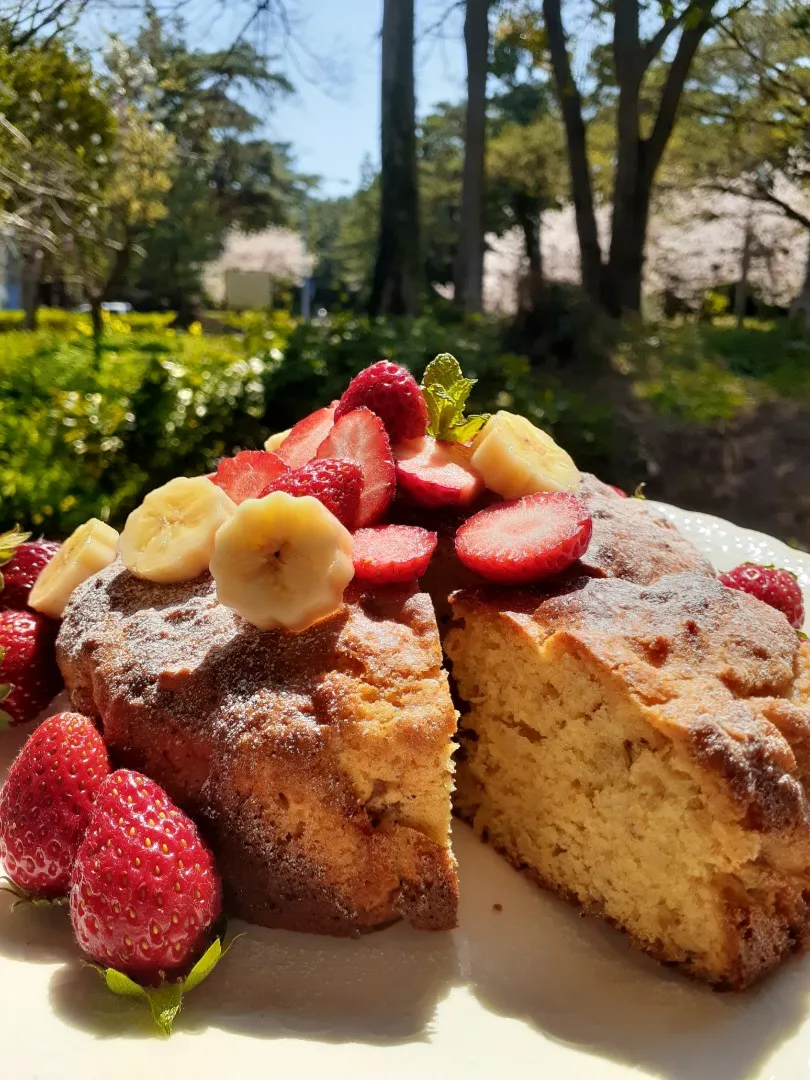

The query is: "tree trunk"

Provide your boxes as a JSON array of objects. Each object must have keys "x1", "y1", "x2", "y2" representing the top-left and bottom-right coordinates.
[
  {"x1": 790, "y1": 234, "x2": 810, "y2": 329},
  {"x1": 21, "y1": 246, "x2": 40, "y2": 330},
  {"x1": 454, "y1": 0, "x2": 490, "y2": 313},
  {"x1": 516, "y1": 202, "x2": 542, "y2": 276},
  {"x1": 89, "y1": 295, "x2": 103, "y2": 340},
  {"x1": 542, "y1": 0, "x2": 603, "y2": 304},
  {"x1": 735, "y1": 213, "x2": 754, "y2": 327},
  {"x1": 369, "y1": 0, "x2": 421, "y2": 316},
  {"x1": 604, "y1": 147, "x2": 653, "y2": 316}
]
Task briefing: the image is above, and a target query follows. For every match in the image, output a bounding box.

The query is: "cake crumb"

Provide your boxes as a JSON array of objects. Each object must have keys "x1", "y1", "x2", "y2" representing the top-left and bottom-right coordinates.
[{"x1": 492, "y1": 902, "x2": 502, "y2": 912}]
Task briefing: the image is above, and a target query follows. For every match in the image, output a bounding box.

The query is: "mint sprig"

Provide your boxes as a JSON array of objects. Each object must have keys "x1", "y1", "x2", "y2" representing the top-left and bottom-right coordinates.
[
  {"x1": 88, "y1": 933, "x2": 241, "y2": 1036},
  {"x1": 420, "y1": 353, "x2": 489, "y2": 444}
]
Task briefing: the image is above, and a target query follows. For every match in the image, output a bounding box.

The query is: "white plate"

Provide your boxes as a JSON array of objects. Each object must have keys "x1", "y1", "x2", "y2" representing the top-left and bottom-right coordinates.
[{"x1": 0, "y1": 504, "x2": 808, "y2": 1080}]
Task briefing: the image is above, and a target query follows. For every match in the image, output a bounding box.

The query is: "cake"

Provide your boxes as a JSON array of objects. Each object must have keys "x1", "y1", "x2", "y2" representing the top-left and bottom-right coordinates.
[
  {"x1": 56, "y1": 565, "x2": 458, "y2": 935},
  {"x1": 445, "y1": 572, "x2": 810, "y2": 988}
]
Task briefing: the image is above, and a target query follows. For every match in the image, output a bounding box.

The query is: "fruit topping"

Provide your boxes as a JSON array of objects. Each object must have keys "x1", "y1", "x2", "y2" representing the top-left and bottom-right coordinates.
[
  {"x1": 351, "y1": 525, "x2": 438, "y2": 585},
  {"x1": 28, "y1": 518, "x2": 119, "y2": 618},
  {"x1": 0, "y1": 528, "x2": 61, "y2": 611},
  {"x1": 275, "y1": 404, "x2": 336, "y2": 469},
  {"x1": 70, "y1": 769, "x2": 222, "y2": 986},
  {"x1": 316, "y1": 407, "x2": 396, "y2": 526},
  {"x1": 0, "y1": 609, "x2": 62, "y2": 728},
  {"x1": 119, "y1": 476, "x2": 235, "y2": 584},
  {"x1": 420, "y1": 353, "x2": 489, "y2": 443},
  {"x1": 211, "y1": 449, "x2": 289, "y2": 504},
  {"x1": 263, "y1": 458, "x2": 363, "y2": 530},
  {"x1": 0, "y1": 713, "x2": 110, "y2": 897},
  {"x1": 264, "y1": 426, "x2": 292, "y2": 452},
  {"x1": 719, "y1": 563, "x2": 805, "y2": 629},
  {"x1": 470, "y1": 411, "x2": 580, "y2": 499},
  {"x1": 455, "y1": 492, "x2": 593, "y2": 585},
  {"x1": 610, "y1": 485, "x2": 629, "y2": 498},
  {"x1": 334, "y1": 361, "x2": 428, "y2": 444},
  {"x1": 395, "y1": 435, "x2": 484, "y2": 508},
  {"x1": 210, "y1": 491, "x2": 355, "y2": 632}
]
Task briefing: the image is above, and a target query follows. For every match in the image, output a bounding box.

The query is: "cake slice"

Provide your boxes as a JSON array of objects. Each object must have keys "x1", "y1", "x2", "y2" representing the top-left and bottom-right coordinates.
[
  {"x1": 57, "y1": 563, "x2": 458, "y2": 935},
  {"x1": 446, "y1": 572, "x2": 810, "y2": 988}
]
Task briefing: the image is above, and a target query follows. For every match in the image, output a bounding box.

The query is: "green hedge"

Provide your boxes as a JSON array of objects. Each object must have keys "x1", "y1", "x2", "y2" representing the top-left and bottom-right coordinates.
[
  {"x1": 0, "y1": 314, "x2": 617, "y2": 538},
  {"x1": 0, "y1": 309, "x2": 178, "y2": 334}
]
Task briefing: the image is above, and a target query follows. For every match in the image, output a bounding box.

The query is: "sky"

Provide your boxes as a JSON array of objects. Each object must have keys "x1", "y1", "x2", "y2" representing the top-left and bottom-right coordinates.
[
  {"x1": 84, "y1": 0, "x2": 469, "y2": 199},
  {"x1": 255, "y1": 0, "x2": 469, "y2": 197}
]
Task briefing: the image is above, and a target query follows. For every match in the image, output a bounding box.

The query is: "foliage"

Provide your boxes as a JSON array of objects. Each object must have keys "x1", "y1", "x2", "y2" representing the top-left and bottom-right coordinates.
[
  {"x1": 119, "y1": 8, "x2": 299, "y2": 312},
  {"x1": 0, "y1": 40, "x2": 115, "y2": 252}
]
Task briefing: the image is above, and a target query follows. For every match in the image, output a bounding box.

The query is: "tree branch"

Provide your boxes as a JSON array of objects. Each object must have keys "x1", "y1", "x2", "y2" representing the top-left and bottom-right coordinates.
[
  {"x1": 646, "y1": 1, "x2": 715, "y2": 171},
  {"x1": 641, "y1": 11, "x2": 684, "y2": 68}
]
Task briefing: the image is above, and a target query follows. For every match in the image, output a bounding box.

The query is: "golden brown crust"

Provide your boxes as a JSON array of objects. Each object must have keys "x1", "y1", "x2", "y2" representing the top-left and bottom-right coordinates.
[
  {"x1": 450, "y1": 572, "x2": 810, "y2": 987},
  {"x1": 452, "y1": 573, "x2": 809, "y2": 835},
  {"x1": 57, "y1": 565, "x2": 458, "y2": 936},
  {"x1": 577, "y1": 474, "x2": 716, "y2": 584}
]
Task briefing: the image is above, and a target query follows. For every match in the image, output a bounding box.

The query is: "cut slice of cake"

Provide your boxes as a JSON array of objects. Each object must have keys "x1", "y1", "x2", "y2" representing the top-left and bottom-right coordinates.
[
  {"x1": 57, "y1": 564, "x2": 458, "y2": 935},
  {"x1": 446, "y1": 572, "x2": 810, "y2": 988}
]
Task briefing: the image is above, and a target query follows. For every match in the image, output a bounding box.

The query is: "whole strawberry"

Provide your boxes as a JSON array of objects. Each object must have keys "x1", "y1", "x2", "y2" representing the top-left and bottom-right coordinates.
[
  {"x1": 70, "y1": 769, "x2": 222, "y2": 983},
  {"x1": 0, "y1": 609, "x2": 63, "y2": 728},
  {"x1": 334, "y1": 361, "x2": 428, "y2": 445},
  {"x1": 0, "y1": 713, "x2": 110, "y2": 897},
  {"x1": 0, "y1": 527, "x2": 60, "y2": 610},
  {"x1": 719, "y1": 563, "x2": 805, "y2": 629},
  {"x1": 262, "y1": 457, "x2": 363, "y2": 529}
]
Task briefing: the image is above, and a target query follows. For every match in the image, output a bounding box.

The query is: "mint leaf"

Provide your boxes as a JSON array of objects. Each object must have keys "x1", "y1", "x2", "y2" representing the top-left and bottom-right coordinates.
[
  {"x1": 420, "y1": 353, "x2": 490, "y2": 444},
  {"x1": 88, "y1": 932, "x2": 240, "y2": 1036}
]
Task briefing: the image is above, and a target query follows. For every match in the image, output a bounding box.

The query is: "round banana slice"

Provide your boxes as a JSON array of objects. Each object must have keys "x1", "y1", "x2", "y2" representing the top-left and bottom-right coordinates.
[
  {"x1": 29, "y1": 518, "x2": 119, "y2": 618},
  {"x1": 264, "y1": 427, "x2": 292, "y2": 452},
  {"x1": 119, "y1": 476, "x2": 235, "y2": 584},
  {"x1": 471, "y1": 410, "x2": 580, "y2": 499},
  {"x1": 210, "y1": 491, "x2": 354, "y2": 632}
]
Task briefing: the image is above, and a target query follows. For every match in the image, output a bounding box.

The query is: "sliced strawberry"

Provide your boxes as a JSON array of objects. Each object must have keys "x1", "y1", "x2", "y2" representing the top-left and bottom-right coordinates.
[
  {"x1": 455, "y1": 492, "x2": 593, "y2": 585},
  {"x1": 316, "y1": 407, "x2": 396, "y2": 527},
  {"x1": 275, "y1": 405, "x2": 336, "y2": 469},
  {"x1": 352, "y1": 525, "x2": 437, "y2": 584},
  {"x1": 211, "y1": 450, "x2": 289, "y2": 505},
  {"x1": 395, "y1": 436, "x2": 484, "y2": 508}
]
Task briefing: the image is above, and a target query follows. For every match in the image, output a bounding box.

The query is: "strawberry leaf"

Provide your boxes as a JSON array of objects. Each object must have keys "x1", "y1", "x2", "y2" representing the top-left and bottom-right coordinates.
[
  {"x1": 421, "y1": 354, "x2": 489, "y2": 444},
  {"x1": 798, "y1": 630, "x2": 808, "y2": 642},
  {"x1": 88, "y1": 933, "x2": 240, "y2": 1036},
  {"x1": 0, "y1": 682, "x2": 12, "y2": 702},
  {"x1": 0, "y1": 709, "x2": 12, "y2": 732},
  {"x1": 633, "y1": 483, "x2": 647, "y2": 500}
]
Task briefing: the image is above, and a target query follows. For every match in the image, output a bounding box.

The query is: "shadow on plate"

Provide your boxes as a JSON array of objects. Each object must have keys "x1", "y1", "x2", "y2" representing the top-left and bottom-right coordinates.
[
  {"x1": 455, "y1": 822, "x2": 810, "y2": 1080},
  {"x1": 48, "y1": 915, "x2": 461, "y2": 1044}
]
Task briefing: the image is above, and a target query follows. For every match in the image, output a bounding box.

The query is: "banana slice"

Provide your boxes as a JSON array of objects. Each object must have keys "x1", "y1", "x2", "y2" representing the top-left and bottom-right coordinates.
[
  {"x1": 471, "y1": 411, "x2": 580, "y2": 499},
  {"x1": 29, "y1": 518, "x2": 119, "y2": 618},
  {"x1": 119, "y1": 476, "x2": 235, "y2": 584},
  {"x1": 264, "y1": 427, "x2": 292, "y2": 452},
  {"x1": 210, "y1": 492, "x2": 354, "y2": 632}
]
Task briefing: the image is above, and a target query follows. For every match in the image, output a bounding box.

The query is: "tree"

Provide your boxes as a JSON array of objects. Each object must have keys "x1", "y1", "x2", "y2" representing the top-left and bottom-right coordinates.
[
  {"x1": 659, "y1": 0, "x2": 810, "y2": 320},
  {"x1": 0, "y1": 39, "x2": 115, "y2": 326},
  {"x1": 454, "y1": 0, "x2": 491, "y2": 312},
  {"x1": 0, "y1": 0, "x2": 93, "y2": 52},
  {"x1": 499, "y1": 0, "x2": 734, "y2": 315},
  {"x1": 69, "y1": 106, "x2": 176, "y2": 335},
  {"x1": 369, "y1": 0, "x2": 421, "y2": 316},
  {"x1": 110, "y1": 8, "x2": 297, "y2": 313}
]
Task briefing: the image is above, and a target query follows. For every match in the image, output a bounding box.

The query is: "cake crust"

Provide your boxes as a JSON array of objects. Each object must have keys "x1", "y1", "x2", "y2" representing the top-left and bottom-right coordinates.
[
  {"x1": 57, "y1": 564, "x2": 459, "y2": 936},
  {"x1": 448, "y1": 573, "x2": 810, "y2": 988}
]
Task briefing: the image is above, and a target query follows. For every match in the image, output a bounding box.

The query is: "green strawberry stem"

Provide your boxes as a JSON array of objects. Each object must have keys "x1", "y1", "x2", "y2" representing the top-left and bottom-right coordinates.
[
  {"x1": 0, "y1": 876, "x2": 68, "y2": 910},
  {"x1": 88, "y1": 933, "x2": 242, "y2": 1036}
]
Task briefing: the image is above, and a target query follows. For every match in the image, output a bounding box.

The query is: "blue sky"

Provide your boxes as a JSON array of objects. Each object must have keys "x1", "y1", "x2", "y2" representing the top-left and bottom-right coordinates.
[
  {"x1": 85, "y1": 0, "x2": 468, "y2": 199},
  {"x1": 266, "y1": 0, "x2": 468, "y2": 196}
]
